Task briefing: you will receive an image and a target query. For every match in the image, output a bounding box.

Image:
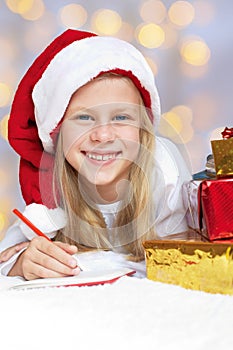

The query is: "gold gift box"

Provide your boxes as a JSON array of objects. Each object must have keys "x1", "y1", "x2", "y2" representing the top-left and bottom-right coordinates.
[
  {"x1": 143, "y1": 240, "x2": 233, "y2": 295},
  {"x1": 211, "y1": 138, "x2": 233, "y2": 178}
]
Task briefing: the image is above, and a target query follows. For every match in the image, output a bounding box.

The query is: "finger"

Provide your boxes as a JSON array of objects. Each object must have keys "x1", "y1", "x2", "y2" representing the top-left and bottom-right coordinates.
[
  {"x1": 54, "y1": 241, "x2": 78, "y2": 255},
  {"x1": 15, "y1": 242, "x2": 29, "y2": 252},
  {"x1": 23, "y1": 239, "x2": 80, "y2": 277},
  {"x1": 22, "y1": 252, "x2": 80, "y2": 280},
  {"x1": 32, "y1": 237, "x2": 78, "y2": 269},
  {"x1": 34, "y1": 250, "x2": 80, "y2": 276},
  {"x1": 23, "y1": 259, "x2": 80, "y2": 280},
  {"x1": 0, "y1": 252, "x2": 10, "y2": 263},
  {"x1": 0, "y1": 251, "x2": 9, "y2": 262},
  {"x1": 0, "y1": 243, "x2": 28, "y2": 263}
]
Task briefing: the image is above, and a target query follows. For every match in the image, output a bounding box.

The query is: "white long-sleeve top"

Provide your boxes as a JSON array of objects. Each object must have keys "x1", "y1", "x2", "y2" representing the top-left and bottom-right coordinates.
[{"x1": 0, "y1": 137, "x2": 192, "y2": 276}]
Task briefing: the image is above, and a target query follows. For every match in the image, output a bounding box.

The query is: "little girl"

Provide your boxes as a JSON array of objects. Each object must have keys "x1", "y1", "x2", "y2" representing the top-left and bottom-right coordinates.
[{"x1": 0, "y1": 29, "x2": 191, "y2": 280}]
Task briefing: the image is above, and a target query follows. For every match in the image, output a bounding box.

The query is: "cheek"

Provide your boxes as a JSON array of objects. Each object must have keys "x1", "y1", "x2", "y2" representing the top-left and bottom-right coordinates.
[
  {"x1": 65, "y1": 145, "x2": 84, "y2": 174},
  {"x1": 61, "y1": 123, "x2": 85, "y2": 159},
  {"x1": 120, "y1": 125, "x2": 140, "y2": 143},
  {"x1": 121, "y1": 128, "x2": 140, "y2": 159}
]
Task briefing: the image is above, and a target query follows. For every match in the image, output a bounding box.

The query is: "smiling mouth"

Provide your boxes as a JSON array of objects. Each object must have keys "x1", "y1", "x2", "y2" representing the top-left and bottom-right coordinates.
[{"x1": 82, "y1": 151, "x2": 121, "y2": 161}]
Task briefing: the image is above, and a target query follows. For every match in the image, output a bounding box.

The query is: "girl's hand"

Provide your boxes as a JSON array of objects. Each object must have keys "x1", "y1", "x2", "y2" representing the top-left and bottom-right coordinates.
[
  {"x1": 8, "y1": 237, "x2": 80, "y2": 280},
  {"x1": 0, "y1": 242, "x2": 29, "y2": 263}
]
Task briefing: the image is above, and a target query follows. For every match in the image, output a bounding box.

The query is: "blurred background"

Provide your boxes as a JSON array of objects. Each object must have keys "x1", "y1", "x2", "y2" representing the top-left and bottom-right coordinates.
[{"x1": 0, "y1": 0, "x2": 232, "y2": 238}]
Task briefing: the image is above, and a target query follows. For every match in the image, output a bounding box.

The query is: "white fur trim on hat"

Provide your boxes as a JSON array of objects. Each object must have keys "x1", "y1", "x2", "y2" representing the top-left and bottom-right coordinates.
[
  {"x1": 19, "y1": 203, "x2": 67, "y2": 240},
  {"x1": 32, "y1": 36, "x2": 161, "y2": 153}
]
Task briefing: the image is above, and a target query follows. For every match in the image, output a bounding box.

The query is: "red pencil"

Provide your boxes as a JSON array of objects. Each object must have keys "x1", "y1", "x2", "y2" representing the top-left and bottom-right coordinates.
[{"x1": 13, "y1": 208, "x2": 51, "y2": 241}]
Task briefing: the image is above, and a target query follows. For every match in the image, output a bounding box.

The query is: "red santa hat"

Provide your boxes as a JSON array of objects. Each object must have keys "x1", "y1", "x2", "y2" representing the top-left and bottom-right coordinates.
[{"x1": 8, "y1": 29, "x2": 161, "y2": 240}]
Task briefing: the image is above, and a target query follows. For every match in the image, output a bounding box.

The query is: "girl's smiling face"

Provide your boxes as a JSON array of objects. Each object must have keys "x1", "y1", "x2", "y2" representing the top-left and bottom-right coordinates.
[{"x1": 61, "y1": 76, "x2": 142, "y2": 200}]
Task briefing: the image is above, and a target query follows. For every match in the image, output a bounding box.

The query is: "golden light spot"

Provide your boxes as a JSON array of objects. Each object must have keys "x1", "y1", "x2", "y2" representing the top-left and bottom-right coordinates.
[
  {"x1": 6, "y1": 0, "x2": 44, "y2": 19},
  {"x1": 0, "y1": 83, "x2": 11, "y2": 107},
  {"x1": 20, "y1": 0, "x2": 45, "y2": 21},
  {"x1": 0, "y1": 114, "x2": 9, "y2": 141},
  {"x1": 140, "y1": 0, "x2": 167, "y2": 24},
  {"x1": 180, "y1": 38, "x2": 211, "y2": 66},
  {"x1": 17, "y1": 0, "x2": 34, "y2": 14},
  {"x1": 59, "y1": 4, "x2": 87, "y2": 28},
  {"x1": 92, "y1": 9, "x2": 122, "y2": 35},
  {"x1": 171, "y1": 105, "x2": 193, "y2": 122},
  {"x1": 6, "y1": 0, "x2": 22, "y2": 13},
  {"x1": 172, "y1": 105, "x2": 194, "y2": 143},
  {"x1": 159, "y1": 106, "x2": 194, "y2": 143},
  {"x1": 0, "y1": 212, "x2": 7, "y2": 232},
  {"x1": 0, "y1": 199, "x2": 12, "y2": 239},
  {"x1": 159, "y1": 111, "x2": 183, "y2": 138},
  {"x1": 168, "y1": 1, "x2": 195, "y2": 27},
  {"x1": 137, "y1": 23, "x2": 165, "y2": 48}
]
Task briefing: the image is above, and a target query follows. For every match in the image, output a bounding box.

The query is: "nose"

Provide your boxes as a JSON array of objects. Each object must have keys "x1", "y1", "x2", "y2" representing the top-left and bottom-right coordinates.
[{"x1": 90, "y1": 123, "x2": 116, "y2": 143}]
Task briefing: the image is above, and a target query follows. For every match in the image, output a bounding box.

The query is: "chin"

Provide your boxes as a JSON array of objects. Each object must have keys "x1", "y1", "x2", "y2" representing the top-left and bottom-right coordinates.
[{"x1": 90, "y1": 177, "x2": 115, "y2": 187}]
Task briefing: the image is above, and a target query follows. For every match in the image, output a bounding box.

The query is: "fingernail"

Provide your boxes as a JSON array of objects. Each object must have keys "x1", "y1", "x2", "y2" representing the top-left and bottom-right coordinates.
[
  {"x1": 72, "y1": 267, "x2": 80, "y2": 275},
  {"x1": 70, "y1": 258, "x2": 77, "y2": 268}
]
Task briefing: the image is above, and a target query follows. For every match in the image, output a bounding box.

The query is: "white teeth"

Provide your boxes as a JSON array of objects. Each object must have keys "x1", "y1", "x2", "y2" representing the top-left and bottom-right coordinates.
[
  {"x1": 86, "y1": 153, "x2": 117, "y2": 161},
  {"x1": 103, "y1": 155, "x2": 112, "y2": 161}
]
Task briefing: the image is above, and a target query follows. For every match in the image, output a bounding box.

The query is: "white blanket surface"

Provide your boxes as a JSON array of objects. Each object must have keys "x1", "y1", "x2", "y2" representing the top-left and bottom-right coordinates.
[{"x1": 0, "y1": 275, "x2": 233, "y2": 350}]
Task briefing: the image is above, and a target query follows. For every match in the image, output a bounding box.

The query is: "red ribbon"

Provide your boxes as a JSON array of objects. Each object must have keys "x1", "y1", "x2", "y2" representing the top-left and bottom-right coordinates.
[{"x1": 221, "y1": 127, "x2": 233, "y2": 139}]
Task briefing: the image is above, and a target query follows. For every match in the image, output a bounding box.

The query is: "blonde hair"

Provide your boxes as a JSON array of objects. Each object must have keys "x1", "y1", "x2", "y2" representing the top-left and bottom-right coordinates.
[{"x1": 54, "y1": 75, "x2": 157, "y2": 260}]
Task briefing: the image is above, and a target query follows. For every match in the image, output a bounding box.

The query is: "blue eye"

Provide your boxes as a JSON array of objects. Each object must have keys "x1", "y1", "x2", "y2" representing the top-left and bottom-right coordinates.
[
  {"x1": 114, "y1": 115, "x2": 128, "y2": 121},
  {"x1": 77, "y1": 115, "x2": 92, "y2": 121}
]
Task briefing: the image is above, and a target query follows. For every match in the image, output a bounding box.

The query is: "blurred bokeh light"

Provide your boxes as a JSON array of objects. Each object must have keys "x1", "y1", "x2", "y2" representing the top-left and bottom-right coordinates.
[
  {"x1": 137, "y1": 23, "x2": 165, "y2": 48},
  {"x1": 140, "y1": 0, "x2": 167, "y2": 24},
  {"x1": 168, "y1": 1, "x2": 195, "y2": 28},
  {"x1": 0, "y1": 84, "x2": 11, "y2": 107},
  {"x1": 92, "y1": 9, "x2": 122, "y2": 35},
  {"x1": 6, "y1": 0, "x2": 45, "y2": 20},
  {"x1": 180, "y1": 38, "x2": 210, "y2": 66},
  {"x1": 159, "y1": 105, "x2": 193, "y2": 143},
  {"x1": 59, "y1": 4, "x2": 87, "y2": 28},
  {"x1": 0, "y1": 114, "x2": 9, "y2": 140}
]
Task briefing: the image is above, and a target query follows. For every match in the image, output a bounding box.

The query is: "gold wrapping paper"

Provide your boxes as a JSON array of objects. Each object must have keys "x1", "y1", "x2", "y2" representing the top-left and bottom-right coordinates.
[
  {"x1": 211, "y1": 138, "x2": 233, "y2": 178},
  {"x1": 143, "y1": 240, "x2": 233, "y2": 295}
]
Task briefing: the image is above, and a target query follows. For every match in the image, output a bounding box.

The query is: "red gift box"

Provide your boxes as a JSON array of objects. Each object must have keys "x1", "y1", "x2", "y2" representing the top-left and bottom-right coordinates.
[{"x1": 198, "y1": 178, "x2": 233, "y2": 241}]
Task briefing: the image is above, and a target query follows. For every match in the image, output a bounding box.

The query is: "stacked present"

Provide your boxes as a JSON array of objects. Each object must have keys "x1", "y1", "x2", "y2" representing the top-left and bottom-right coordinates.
[
  {"x1": 143, "y1": 240, "x2": 233, "y2": 295},
  {"x1": 211, "y1": 127, "x2": 233, "y2": 178},
  {"x1": 199, "y1": 127, "x2": 233, "y2": 242},
  {"x1": 198, "y1": 178, "x2": 233, "y2": 242}
]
